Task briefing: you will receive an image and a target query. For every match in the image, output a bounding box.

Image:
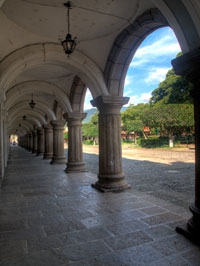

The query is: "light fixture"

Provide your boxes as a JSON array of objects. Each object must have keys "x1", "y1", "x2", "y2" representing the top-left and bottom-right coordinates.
[
  {"x1": 62, "y1": 1, "x2": 77, "y2": 55},
  {"x1": 23, "y1": 115, "x2": 27, "y2": 121},
  {"x1": 29, "y1": 94, "x2": 36, "y2": 109},
  {"x1": 19, "y1": 124, "x2": 21, "y2": 128}
]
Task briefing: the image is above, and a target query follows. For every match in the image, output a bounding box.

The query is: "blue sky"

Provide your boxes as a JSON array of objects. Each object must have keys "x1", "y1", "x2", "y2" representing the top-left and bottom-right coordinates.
[{"x1": 84, "y1": 27, "x2": 181, "y2": 110}]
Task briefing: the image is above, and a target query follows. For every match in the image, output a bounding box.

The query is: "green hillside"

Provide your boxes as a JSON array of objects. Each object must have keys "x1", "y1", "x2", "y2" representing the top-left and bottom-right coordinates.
[{"x1": 83, "y1": 107, "x2": 128, "y2": 123}]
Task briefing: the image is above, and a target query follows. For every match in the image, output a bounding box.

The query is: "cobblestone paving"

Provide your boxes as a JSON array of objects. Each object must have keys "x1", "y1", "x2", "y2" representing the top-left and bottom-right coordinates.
[
  {"x1": 81, "y1": 151, "x2": 195, "y2": 211},
  {"x1": 0, "y1": 146, "x2": 199, "y2": 266}
]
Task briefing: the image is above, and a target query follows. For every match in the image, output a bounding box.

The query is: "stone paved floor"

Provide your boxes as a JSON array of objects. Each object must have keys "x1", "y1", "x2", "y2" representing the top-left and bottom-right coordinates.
[
  {"x1": 82, "y1": 152, "x2": 195, "y2": 211},
  {"x1": 0, "y1": 146, "x2": 200, "y2": 266}
]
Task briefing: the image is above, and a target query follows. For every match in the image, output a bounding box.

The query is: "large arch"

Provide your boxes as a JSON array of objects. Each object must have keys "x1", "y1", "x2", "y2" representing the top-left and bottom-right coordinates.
[
  {"x1": 104, "y1": 8, "x2": 169, "y2": 96},
  {"x1": 8, "y1": 112, "x2": 45, "y2": 128},
  {"x1": 0, "y1": 43, "x2": 108, "y2": 99},
  {"x1": 69, "y1": 76, "x2": 87, "y2": 112},
  {"x1": 7, "y1": 101, "x2": 56, "y2": 121},
  {"x1": 5, "y1": 80, "x2": 72, "y2": 113},
  {"x1": 153, "y1": 0, "x2": 200, "y2": 52}
]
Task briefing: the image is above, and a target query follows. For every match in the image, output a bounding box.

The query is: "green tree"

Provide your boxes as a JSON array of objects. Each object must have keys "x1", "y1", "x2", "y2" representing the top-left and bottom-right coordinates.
[
  {"x1": 82, "y1": 113, "x2": 98, "y2": 144},
  {"x1": 150, "y1": 68, "x2": 193, "y2": 105},
  {"x1": 122, "y1": 104, "x2": 150, "y2": 141},
  {"x1": 143, "y1": 104, "x2": 194, "y2": 146}
]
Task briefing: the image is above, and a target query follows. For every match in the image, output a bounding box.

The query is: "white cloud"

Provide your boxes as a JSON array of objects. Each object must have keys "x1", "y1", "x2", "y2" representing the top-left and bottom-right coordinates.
[
  {"x1": 130, "y1": 58, "x2": 148, "y2": 67},
  {"x1": 130, "y1": 33, "x2": 181, "y2": 67},
  {"x1": 144, "y1": 67, "x2": 170, "y2": 84},
  {"x1": 125, "y1": 92, "x2": 152, "y2": 106},
  {"x1": 84, "y1": 89, "x2": 93, "y2": 110},
  {"x1": 125, "y1": 75, "x2": 134, "y2": 87},
  {"x1": 84, "y1": 103, "x2": 93, "y2": 110}
]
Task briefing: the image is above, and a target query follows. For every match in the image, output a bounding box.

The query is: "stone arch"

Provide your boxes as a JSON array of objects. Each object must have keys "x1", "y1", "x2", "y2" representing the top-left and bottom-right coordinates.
[
  {"x1": 0, "y1": 43, "x2": 108, "y2": 99},
  {"x1": 8, "y1": 112, "x2": 45, "y2": 128},
  {"x1": 5, "y1": 81, "x2": 72, "y2": 113},
  {"x1": 8, "y1": 121, "x2": 31, "y2": 134},
  {"x1": 10, "y1": 115, "x2": 41, "y2": 128},
  {"x1": 69, "y1": 76, "x2": 87, "y2": 112},
  {"x1": 153, "y1": 0, "x2": 200, "y2": 52},
  {"x1": 7, "y1": 101, "x2": 56, "y2": 121},
  {"x1": 104, "y1": 8, "x2": 169, "y2": 96}
]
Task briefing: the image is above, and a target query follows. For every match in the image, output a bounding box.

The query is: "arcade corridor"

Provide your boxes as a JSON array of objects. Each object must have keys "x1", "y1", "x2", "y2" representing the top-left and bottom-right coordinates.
[{"x1": 0, "y1": 146, "x2": 199, "y2": 266}]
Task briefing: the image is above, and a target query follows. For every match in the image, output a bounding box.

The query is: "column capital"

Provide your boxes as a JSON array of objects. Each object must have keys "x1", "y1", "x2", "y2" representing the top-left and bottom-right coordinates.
[
  {"x1": 51, "y1": 120, "x2": 66, "y2": 127},
  {"x1": 43, "y1": 124, "x2": 52, "y2": 130},
  {"x1": 172, "y1": 47, "x2": 200, "y2": 83},
  {"x1": 33, "y1": 129, "x2": 37, "y2": 136},
  {"x1": 91, "y1": 96, "x2": 129, "y2": 114},
  {"x1": 63, "y1": 112, "x2": 87, "y2": 123},
  {"x1": 37, "y1": 127, "x2": 44, "y2": 133}
]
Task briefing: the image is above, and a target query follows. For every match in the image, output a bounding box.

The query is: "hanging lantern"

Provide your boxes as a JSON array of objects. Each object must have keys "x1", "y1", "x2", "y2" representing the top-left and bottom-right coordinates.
[
  {"x1": 62, "y1": 1, "x2": 77, "y2": 55},
  {"x1": 29, "y1": 94, "x2": 36, "y2": 109}
]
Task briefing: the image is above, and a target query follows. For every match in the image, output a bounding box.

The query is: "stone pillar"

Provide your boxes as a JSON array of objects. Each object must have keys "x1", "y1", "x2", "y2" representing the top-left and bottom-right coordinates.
[
  {"x1": 32, "y1": 129, "x2": 38, "y2": 154},
  {"x1": 28, "y1": 132, "x2": 32, "y2": 152},
  {"x1": 43, "y1": 124, "x2": 53, "y2": 159},
  {"x1": 37, "y1": 127, "x2": 45, "y2": 156},
  {"x1": 26, "y1": 134, "x2": 29, "y2": 150},
  {"x1": 91, "y1": 95, "x2": 130, "y2": 192},
  {"x1": 64, "y1": 112, "x2": 87, "y2": 173},
  {"x1": 50, "y1": 120, "x2": 66, "y2": 164},
  {"x1": 172, "y1": 47, "x2": 200, "y2": 244}
]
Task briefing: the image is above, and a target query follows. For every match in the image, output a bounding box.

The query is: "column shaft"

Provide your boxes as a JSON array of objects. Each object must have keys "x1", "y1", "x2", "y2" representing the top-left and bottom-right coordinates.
[
  {"x1": 43, "y1": 124, "x2": 53, "y2": 159},
  {"x1": 91, "y1": 96, "x2": 130, "y2": 192},
  {"x1": 37, "y1": 127, "x2": 45, "y2": 156},
  {"x1": 32, "y1": 130, "x2": 38, "y2": 154},
  {"x1": 28, "y1": 133, "x2": 32, "y2": 152},
  {"x1": 64, "y1": 112, "x2": 86, "y2": 172},
  {"x1": 50, "y1": 120, "x2": 66, "y2": 164},
  {"x1": 172, "y1": 47, "x2": 200, "y2": 243}
]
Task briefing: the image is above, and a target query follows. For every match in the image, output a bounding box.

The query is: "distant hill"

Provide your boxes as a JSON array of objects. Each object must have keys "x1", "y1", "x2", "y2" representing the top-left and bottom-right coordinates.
[
  {"x1": 83, "y1": 108, "x2": 97, "y2": 123},
  {"x1": 83, "y1": 106, "x2": 128, "y2": 123}
]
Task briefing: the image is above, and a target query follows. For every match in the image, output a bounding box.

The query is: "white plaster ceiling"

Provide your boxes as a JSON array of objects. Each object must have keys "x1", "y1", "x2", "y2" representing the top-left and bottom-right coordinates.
[
  {"x1": 2, "y1": 0, "x2": 140, "y2": 41},
  {"x1": 8, "y1": 64, "x2": 75, "y2": 95},
  {"x1": 0, "y1": 0, "x2": 159, "y2": 133}
]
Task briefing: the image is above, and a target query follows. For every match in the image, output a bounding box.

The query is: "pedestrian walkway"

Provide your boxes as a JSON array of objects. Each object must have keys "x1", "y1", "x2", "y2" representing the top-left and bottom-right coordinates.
[{"x1": 0, "y1": 146, "x2": 199, "y2": 266}]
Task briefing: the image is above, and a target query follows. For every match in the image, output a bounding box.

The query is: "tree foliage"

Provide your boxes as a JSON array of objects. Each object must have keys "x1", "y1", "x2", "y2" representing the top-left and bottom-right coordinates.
[
  {"x1": 82, "y1": 113, "x2": 98, "y2": 139},
  {"x1": 142, "y1": 104, "x2": 194, "y2": 136},
  {"x1": 150, "y1": 69, "x2": 193, "y2": 105},
  {"x1": 121, "y1": 104, "x2": 150, "y2": 136}
]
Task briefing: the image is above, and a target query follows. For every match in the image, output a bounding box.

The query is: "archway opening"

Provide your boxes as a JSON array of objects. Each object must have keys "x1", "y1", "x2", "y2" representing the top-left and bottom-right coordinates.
[{"x1": 120, "y1": 26, "x2": 194, "y2": 210}]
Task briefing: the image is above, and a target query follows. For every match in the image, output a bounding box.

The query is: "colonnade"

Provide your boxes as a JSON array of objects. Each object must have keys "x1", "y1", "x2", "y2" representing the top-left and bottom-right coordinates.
[
  {"x1": 18, "y1": 97, "x2": 131, "y2": 193},
  {"x1": 18, "y1": 120, "x2": 67, "y2": 165}
]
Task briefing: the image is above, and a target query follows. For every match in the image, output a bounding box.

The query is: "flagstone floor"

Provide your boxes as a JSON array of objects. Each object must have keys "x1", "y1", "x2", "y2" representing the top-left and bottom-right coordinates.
[{"x1": 0, "y1": 146, "x2": 199, "y2": 266}]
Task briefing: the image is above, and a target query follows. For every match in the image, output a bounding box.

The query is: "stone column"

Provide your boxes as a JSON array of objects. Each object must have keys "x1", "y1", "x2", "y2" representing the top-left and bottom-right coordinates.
[
  {"x1": 64, "y1": 112, "x2": 87, "y2": 173},
  {"x1": 50, "y1": 120, "x2": 66, "y2": 164},
  {"x1": 37, "y1": 127, "x2": 45, "y2": 156},
  {"x1": 32, "y1": 129, "x2": 38, "y2": 154},
  {"x1": 172, "y1": 47, "x2": 200, "y2": 244},
  {"x1": 91, "y1": 95, "x2": 130, "y2": 192},
  {"x1": 28, "y1": 132, "x2": 32, "y2": 152},
  {"x1": 43, "y1": 124, "x2": 53, "y2": 159}
]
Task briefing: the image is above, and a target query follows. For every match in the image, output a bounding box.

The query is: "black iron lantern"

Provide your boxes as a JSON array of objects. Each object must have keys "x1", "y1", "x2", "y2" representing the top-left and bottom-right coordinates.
[
  {"x1": 23, "y1": 115, "x2": 26, "y2": 121},
  {"x1": 29, "y1": 94, "x2": 36, "y2": 109},
  {"x1": 62, "y1": 1, "x2": 77, "y2": 55},
  {"x1": 19, "y1": 124, "x2": 21, "y2": 128}
]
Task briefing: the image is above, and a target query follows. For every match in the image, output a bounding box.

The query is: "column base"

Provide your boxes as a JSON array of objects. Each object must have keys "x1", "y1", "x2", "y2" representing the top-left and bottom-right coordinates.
[
  {"x1": 176, "y1": 204, "x2": 200, "y2": 245},
  {"x1": 92, "y1": 173, "x2": 131, "y2": 193},
  {"x1": 37, "y1": 152, "x2": 44, "y2": 156},
  {"x1": 43, "y1": 153, "x2": 53, "y2": 160},
  {"x1": 65, "y1": 162, "x2": 87, "y2": 173},
  {"x1": 32, "y1": 150, "x2": 37, "y2": 154},
  {"x1": 50, "y1": 156, "x2": 66, "y2": 164}
]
